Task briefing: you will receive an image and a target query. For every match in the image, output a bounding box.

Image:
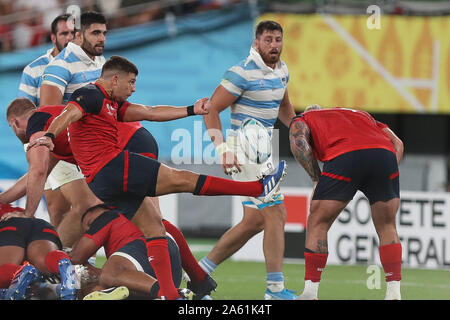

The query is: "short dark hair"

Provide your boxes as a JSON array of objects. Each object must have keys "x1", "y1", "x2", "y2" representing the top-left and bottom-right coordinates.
[
  {"x1": 101, "y1": 55, "x2": 139, "y2": 77},
  {"x1": 255, "y1": 20, "x2": 283, "y2": 38},
  {"x1": 6, "y1": 98, "x2": 37, "y2": 120},
  {"x1": 80, "y1": 11, "x2": 107, "y2": 31},
  {"x1": 51, "y1": 14, "x2": 71, "y2": 35}
]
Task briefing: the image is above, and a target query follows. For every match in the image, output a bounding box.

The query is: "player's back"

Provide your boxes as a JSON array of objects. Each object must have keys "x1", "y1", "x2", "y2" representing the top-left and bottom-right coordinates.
[
  {"x1": 85, "y1": 210, "x2": 145, "y2": 258},
  {"x1": 299, "y1": 108, "x2": 396, "y2": 161}
]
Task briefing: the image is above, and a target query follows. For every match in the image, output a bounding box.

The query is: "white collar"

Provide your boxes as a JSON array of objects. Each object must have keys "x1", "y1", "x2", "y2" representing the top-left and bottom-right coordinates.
[
  {"x1": 65, "y1": 42, "x2": 103, "y2": 65},
  {"x1": 247, "y1": 46, "x2": 282, "y2": 72}
]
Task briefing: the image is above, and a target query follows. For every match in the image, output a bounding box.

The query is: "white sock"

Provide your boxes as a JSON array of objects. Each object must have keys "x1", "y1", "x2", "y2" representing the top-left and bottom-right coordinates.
[
  {"x1": 385, "y1": 281, "x2": 401, "y2": 300},
  {"x1": 299, "y1": 280, "x2": 319, "y2": 300}
]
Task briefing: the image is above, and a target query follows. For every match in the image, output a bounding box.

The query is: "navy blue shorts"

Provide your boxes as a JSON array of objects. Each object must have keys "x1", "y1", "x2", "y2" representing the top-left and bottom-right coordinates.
[
  {"x1": 113, "y1": 237, "x2": 182, "y2": 287},
  {"x1": 88, "y1": 150, "x2": 161, "y2": 219},
  {"x1": 313, "y1": 148, "x2": 400, "y2": 204},
  {"x1": 0, "y1": 217, "x2": 62, "y2": 249},
  {"x1": 124, "y1": 127, "x2": 159, "y2": 160}
]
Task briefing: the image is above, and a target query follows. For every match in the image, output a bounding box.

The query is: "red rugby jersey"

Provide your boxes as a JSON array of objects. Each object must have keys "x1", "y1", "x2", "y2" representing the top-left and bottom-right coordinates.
[
  {"x1": 291, "y1": 107, "x2": 396, "y2": 162},
  {"x1": 84, "y1": 210, "x2": 145, "y2": 258},
  {"x1": 68, "y1": 83, "x2": 141, "y2": 182},
  {"x1": 26, "y1": 105, "x2": 76, "y2": 164}
]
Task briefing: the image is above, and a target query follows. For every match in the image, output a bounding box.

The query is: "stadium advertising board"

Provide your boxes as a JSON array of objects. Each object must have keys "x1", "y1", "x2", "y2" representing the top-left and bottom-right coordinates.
[
  {"x1": 233, "y1": 188, "x2": 450, "y2": 270},
  {"x1": 259, "y1": 13, "x2": 450, "y2": 114}
]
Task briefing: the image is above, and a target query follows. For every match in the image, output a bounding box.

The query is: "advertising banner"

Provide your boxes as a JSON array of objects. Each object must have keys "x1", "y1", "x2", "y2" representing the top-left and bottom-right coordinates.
[
  {"x1": 233, "y1": 187, "x2": 450, "y2": 269},
  {"x1": 259, "y1": 13, "x2": 450, "y2": 114}
]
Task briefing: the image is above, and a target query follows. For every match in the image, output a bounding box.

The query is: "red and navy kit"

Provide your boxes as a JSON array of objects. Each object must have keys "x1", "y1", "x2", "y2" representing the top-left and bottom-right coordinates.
[
  {"x1": 290, "y1": 107, "x2": 396, "y2": 162},
  {"x1": 83, "y1": 210, "x2": 145, "y2": 258},
  {"x1": 68, "y1": 83, "x2": 162, "y2": 218},
  {"x1": 291, "y1": 108, "x2": 399, "y2": 204},
  {"x1": 84, "y1": 210, "x2": 182, "y2": 286},
  {"x1": 68, "y1": 83, "x2": 142, "y2": 183},
  {"x1": 26, "y1": 105, "x2": 76, "y2": 164},
  {"x1": 0, "y1": 210, "x2": 62, "y2": 249}
]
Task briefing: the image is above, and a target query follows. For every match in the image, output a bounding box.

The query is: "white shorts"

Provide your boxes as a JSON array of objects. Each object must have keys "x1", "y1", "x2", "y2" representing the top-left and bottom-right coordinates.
[
  {"x1": 44, "y1": 160, "x2": 85, "y2": 190},
  {"x1": 23, "y1": 143, "x2": 85, "y2": 191},
  {"x1": 226, "y1": 132, "x2": 284, "y2": 210}
]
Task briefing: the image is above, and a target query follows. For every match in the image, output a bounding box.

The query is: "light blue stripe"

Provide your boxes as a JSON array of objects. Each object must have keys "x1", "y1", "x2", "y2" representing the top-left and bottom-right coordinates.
[
  {"x1": 20, "y1": 73, "x2": 40, "y2": 88},
  {"x1": 43, "y1": 65, "x2": 71, "y2": 82},
  {"x1": 42, "y1": 74, "x2": 67, "y2": 87},
  {"x1": 223, "y1": 70, "x2": 248, "y2": 90},
  {"x1": 236, "y1": 96, "x2": 282, "y2": 109},
  {"x1": 17, "y1": 90, "x2": 38, "y2": 104},
  {"x1": 63, "y1": 52, "x2": 82, "y2": 64},
  {"x1": 28, "y1": 56, "x2": 50, "y2": 68},
  {"x1": 70, "y1": 69, "x2": 102, "y2": 84},
  {"x1": 230, "y1": 112, "x2": 277, "y2": 127},
  {"x1": 240, "y1": 60, "x2": 260, "y2": 71},
  {"x1": 245, "y1": 77, "x2": 285, "y2": 91},
  {"x1": 256, "y1": 199, "x2": 283, "y2": 210}
]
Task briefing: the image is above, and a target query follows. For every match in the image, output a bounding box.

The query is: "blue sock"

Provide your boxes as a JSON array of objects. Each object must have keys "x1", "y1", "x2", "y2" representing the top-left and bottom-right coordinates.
[
  {"x1": 199, "y1": 257, "x2": 217, "y2": 275},
  {"x1": 266, "y1": 272, "x2": 284, "y2": 292}
]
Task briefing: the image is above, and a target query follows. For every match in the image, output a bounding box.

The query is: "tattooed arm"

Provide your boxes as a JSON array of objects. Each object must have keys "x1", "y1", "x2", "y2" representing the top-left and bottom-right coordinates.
[{"x1": 289, "y1": 120, "x2": 321, "y2": 182}]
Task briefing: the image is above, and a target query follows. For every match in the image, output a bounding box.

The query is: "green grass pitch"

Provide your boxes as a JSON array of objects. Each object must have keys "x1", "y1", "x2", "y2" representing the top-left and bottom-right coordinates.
[{"x1": 95, "y1": 238, "x2": 450, "y2": 300}]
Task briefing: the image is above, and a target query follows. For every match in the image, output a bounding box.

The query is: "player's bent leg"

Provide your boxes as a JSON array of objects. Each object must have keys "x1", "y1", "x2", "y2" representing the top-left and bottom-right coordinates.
[
  {"x1": 97, "y1": 255, "x2": 158, "y2": 299},
  {"x1": 44, "y1": 189, "x2": 70, "y2": 227},
  {"x1": 205, "y1": 206, "x2": 264, "y2": 267},
  {"x1": 131, "y1": 197, "x2": 166, "y2": 238},
  {"x1": 57, "y1": 179, "x2": 104, "y2": 247}
]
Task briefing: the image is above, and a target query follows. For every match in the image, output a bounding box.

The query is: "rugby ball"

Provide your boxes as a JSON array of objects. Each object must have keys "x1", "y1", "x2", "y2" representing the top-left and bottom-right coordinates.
[{"x1": 238, "y1": 118, "x2": 271, "y2": 164}]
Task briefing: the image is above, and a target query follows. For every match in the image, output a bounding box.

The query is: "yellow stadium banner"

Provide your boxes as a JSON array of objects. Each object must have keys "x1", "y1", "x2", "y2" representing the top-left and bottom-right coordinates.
[{"x1": 259, "y1": 13, "x2": 450, "y2": 114}]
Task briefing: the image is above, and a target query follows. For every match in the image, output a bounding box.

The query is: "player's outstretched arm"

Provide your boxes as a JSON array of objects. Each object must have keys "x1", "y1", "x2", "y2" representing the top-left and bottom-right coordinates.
[
  {"x1": 121, "y1": 97, "x2": 209, "y2": 122},
  {"x1": 0, "y1": 173, "x2": 28, "y2": 204},
  {"x1": 289, "y1": 120, "x2": 321, "y2": 182}
]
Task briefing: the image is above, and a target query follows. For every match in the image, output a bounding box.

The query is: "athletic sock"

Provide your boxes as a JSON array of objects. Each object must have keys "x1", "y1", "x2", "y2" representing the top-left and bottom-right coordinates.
[
  {"x1": 44, "y1": 250, "x2": 70, "y2": 274},
  {"x1": 304, "y1": 251, "x2": 328, "y2": 282},
  {"x1": 266, "y1": 272, "x2": 285, "y2": 292},
  {"x1": 162, "y1": 219, "x2": 207, "y2": 283},
  {"x1": 198, "y1": 257, "x2": 217, "y2": 275},
  {"x1": 379, "y1": 243, "x2": 402, "y2": 282},
  {"x1": 0, "y1": 263, "x2": 21, "y2": 287},
  {"x1": 193, "y1": 175, "x2": 263, "y2": 197},
  {"x1": 146, "y1": 237, "x2": 180, "y2": 300}
]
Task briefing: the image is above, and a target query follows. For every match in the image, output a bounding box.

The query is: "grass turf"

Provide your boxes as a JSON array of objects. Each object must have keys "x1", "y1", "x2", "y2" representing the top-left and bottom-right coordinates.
[{"x1": 94, "y1": 237, "x2": 450, "y2": 300}]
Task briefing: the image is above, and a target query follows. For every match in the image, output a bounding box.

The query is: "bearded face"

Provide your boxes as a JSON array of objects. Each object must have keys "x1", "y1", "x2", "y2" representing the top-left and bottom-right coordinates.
[{"x1": 254, "y1": 30, "x2": 283, "y2": 67}]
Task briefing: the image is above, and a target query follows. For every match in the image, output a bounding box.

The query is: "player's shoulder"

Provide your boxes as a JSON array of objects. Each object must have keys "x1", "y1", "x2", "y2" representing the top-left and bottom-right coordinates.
[{"x1": 71, "y1": 83, "x2": 102, "y2": 99}]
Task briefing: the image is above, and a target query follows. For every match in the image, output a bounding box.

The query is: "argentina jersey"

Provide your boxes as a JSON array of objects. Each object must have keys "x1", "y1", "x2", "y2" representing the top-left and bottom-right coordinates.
[
  {"x1": 220, "y1": 46, "x2": 289, "y2": 131},
  {"x1": 42, "y1": 42, "x2": 105, "y2": 103},
  {"x1": 17, "y1": 48, "x2": 53, "y2": 105}
]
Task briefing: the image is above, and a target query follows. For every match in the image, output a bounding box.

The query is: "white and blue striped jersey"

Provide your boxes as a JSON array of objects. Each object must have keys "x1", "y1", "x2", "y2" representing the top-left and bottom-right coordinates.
[
  {"x1": 220, "y1": 46, "x2": 289, "y2": 131},
  {"x1": 42, "y1": 42, "x2": 105, "y2": 103},
  {"x1": 17, "y1": 48, "x2": 54, "y2": 105}
]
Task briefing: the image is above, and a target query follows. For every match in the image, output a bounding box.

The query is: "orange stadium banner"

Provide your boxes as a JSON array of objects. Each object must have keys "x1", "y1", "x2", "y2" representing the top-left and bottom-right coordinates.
[{"x1": 259, "y1": 13, "x2": 450, "y2": 114}]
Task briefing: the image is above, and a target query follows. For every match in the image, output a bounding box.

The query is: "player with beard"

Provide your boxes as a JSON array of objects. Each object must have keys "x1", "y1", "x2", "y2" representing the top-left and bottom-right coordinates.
[
  {"x1": 18, "y1": 14, "x2": 75, "y2": 105},
  {"x1": 201, "y1": 20, "x2": 297, "y2": 300}
]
